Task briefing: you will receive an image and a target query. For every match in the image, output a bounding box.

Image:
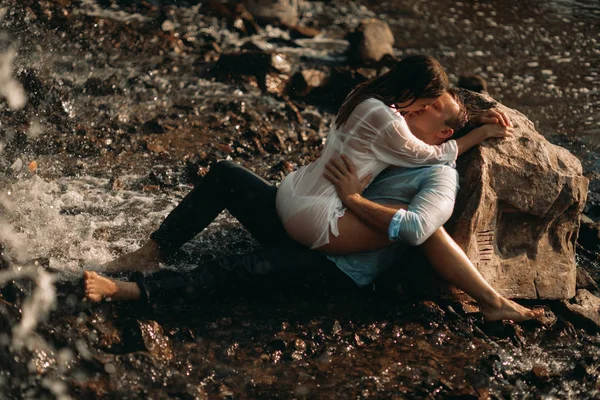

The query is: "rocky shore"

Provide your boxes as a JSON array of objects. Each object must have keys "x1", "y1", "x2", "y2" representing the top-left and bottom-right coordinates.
[{"x1": 1, "y1": 0, "x2": 599, "y2": 398}]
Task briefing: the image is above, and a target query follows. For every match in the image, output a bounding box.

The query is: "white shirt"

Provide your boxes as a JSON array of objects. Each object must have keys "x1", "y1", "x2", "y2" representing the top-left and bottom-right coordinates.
[{"x1": 275, "y1": 98, "x2": 458, "y2": 249}]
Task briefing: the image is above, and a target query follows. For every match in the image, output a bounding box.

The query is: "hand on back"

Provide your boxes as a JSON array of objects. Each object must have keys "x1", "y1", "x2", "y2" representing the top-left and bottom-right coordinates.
[{"x1": 324, "y1": 155, "x2": 372, "y2": 204}]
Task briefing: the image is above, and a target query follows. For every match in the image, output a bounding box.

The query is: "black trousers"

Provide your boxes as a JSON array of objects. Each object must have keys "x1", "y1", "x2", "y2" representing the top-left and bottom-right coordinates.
[{"x1": 136, "y1": 161, "x2": 356, "y2": 306}]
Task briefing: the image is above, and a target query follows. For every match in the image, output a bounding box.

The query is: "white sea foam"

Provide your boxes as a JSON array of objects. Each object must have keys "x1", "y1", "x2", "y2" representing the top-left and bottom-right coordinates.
[
  {"x1": 0, "y1": 174, "x2": 178, "y2": 279},
  {"x1": 0, "y1": 49, "x2": 27, "y2": 110}
]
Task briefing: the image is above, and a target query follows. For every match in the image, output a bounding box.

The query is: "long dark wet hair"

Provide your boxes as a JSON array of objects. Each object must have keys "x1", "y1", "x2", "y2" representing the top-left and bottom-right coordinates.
[{"x1": 335, "y1": 55, "x2": 449, "y2": 128}]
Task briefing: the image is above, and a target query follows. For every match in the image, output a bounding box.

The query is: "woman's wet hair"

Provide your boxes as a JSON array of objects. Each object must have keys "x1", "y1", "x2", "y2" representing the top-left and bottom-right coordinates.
[{"x1": 335, "y1": 54, "x2": 449, "y2": 128}]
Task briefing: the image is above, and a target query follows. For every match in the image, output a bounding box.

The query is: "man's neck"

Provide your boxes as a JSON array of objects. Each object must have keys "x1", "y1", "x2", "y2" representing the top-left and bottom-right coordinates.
[{"x1": 411, "y1": 127, "x2": 441, "y2": 145}]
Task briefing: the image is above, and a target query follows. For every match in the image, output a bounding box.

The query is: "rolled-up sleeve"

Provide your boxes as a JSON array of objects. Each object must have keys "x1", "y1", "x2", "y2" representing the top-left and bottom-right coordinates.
[{"x1": 388, "y1": 166, "x2": 459, "y2": 245}]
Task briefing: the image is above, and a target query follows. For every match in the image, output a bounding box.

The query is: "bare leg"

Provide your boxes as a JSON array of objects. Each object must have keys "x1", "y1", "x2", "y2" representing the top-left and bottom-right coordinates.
[
  {"x1": 84, "y1": 271, "x2": 141, "y2": 302},
  {"x1": 97, "y1": 240, "x2": 163, "y2": 274},
  {"x1": 420, "y1": 228, "x2": 543, "y2": 322},
  {"x1": 316, "y1": 204, "x2": 402, "y2": 254}
]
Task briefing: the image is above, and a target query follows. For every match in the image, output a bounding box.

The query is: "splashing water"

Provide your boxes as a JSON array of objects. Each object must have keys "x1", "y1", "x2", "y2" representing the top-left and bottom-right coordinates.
[{"x1": 0, "y1": 48, "x2": 27, "y2": 111}]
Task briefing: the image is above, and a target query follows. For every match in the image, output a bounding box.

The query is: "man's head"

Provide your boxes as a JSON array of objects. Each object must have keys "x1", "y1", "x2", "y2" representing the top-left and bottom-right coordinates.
[{"x1": 404, "y1": 89, "x2": 468, "y2": 145}]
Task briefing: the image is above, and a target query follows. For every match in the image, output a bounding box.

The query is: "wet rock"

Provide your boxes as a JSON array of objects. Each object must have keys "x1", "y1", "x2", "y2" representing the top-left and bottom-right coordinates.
[
  {"x1": 346, "y1": 19, "x2": 395, "y2": 64},
  {"x1": 213, "y1": 50, "x2": 291, "y2": 92},
  {"x1": 287, "y1": 69, "x2": 329, "y2": 98},
  {"x1": 141, "y1": 119, "x2": 166, "y2": 134},
  {"x1": 576, "y1": 267, "x2": 599, "y2": 292},
  {"x1": 203, "y1": 1, "x2": 260, "y2": 36},
  {"x1": 136, "y1": 320, "x2": 173, "y2": 361},
  {"x1": 288, "y1": 24, "x2": 320, "y2": 39},
  {"x1": 561, "y1": 289, "x2": 600, "y2": 330},
  {"x1": 531, "y1": 364, "x2": 551, "y2": 383},
  {"x1": 83, "y1": 75, "x2": 122, "y2": 96},
  {"x1": 578, "y1": 214, "x2": 600, "y2": 254},
  {"x1": 300, "y1": 109, "x2": 325, "y2": 133},
  {"x1": 458, "y1": 74, "x2": 488, "y2": 93},
  {"x1": 241, "y1": 0, "x2": 299, "y2": 27},
  {"x1": 449, "y1": 90, "x2": 589, "y2": 299},
  {"x1": 16, "y1": 68, "x2": 44, "y2": 107}
]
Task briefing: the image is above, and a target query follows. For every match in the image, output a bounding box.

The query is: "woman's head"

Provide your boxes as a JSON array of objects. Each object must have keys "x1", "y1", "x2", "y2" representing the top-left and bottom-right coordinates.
[{"x1": 335, "y1": 55, "x2": 449, "y2": 127}]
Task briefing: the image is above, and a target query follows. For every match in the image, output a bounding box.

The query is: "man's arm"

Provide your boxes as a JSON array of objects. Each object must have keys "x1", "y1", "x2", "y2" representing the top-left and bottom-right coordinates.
[
  {"x1": 325, "y1": 155, "x2": 458, "y2": 245},
  {"x1": 324, "y1": 156, "x2": 404, "y2": 236}
]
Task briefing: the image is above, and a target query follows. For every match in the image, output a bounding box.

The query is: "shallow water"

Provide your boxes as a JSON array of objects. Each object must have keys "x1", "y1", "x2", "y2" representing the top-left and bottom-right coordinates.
[{"x1": 0, "y1": 0, "x2": 599, "y2": 398}]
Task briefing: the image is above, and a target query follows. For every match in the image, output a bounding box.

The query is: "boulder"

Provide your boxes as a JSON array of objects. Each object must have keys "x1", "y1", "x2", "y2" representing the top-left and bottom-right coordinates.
[
  {"x1": 458, "y1": 74, "x2": 488, "y2": 93},
  {"x1": 240, "y1": 0, "x2": 299, "y2": 27},
  {"x1": 449, "y1": 90, "x2": 589, "y2": 299},
  {"x1": 346, "y1": 19, "x2": 395, "y2": 64},
  {"x1": 561, "y1": 289, "x2": 600, "y2": 330}
]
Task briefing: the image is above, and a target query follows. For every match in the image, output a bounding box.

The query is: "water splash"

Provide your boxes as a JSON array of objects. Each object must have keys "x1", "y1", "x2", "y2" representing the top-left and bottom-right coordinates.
[
  {"x1": 0, "y1": 48, "x2": 27, "y2": 110},
  {"x1": 0, "y1": 266, "x2": 56, "y2": 349}
]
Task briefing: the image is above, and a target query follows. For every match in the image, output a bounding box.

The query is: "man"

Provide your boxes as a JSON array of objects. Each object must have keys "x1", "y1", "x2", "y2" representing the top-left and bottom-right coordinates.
[{"x1": 84, "y1": 91, "x2": 540, "y2": 321}]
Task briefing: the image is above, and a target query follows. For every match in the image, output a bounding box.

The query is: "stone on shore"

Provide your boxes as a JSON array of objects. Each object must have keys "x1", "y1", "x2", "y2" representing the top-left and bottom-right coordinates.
[
  {"x1": 449, "y1": 90, "x2": 589, "y2": 299},
  {"x1": 346, "y1": 18, "x2": 395, "y2": 63},
  {"x1": 241, "y1": 0, "x2": 299, "y2": 27}
]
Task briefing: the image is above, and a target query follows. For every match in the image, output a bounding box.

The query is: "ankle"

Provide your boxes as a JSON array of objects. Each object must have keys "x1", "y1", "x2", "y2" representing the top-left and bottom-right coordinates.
[
  {"x1": 142, "y1": 240, "x2": 166, "y2": 261},
  {"x1": 480, "y1": 294, "x2": 503, "y2": 310}
]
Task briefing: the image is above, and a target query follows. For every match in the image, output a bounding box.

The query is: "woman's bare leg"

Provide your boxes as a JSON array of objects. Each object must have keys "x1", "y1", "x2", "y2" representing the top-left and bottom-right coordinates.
[
  {"x1": 98, "y1": 239, "x2": 163, "y2": 274},
  {"x1": 316, "y1": 205, "x2": 401, "y2": 254},
  {"x1": 420, "y1": 227, "x2": 543, "y2": 322}
]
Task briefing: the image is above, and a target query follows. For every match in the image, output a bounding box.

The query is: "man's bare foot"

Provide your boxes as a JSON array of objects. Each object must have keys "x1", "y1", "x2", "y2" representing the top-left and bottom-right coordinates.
[
  {"x1": 480, "y1": 297, "x2": 544, "y2": 322},
  {"x1": 84, "y1": 271, "x2": 141, "y2": 302},
  {"x1": 97, "y1": 240, "x2": 163, "y2": 274}
]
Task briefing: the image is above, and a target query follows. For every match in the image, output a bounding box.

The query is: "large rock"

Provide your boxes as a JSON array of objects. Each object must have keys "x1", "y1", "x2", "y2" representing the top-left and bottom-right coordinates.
[
  {"x1": 449, "y1": 90, "x2": 589, "y2": 299},
  {"x1": 346, "y1": 18, "x2": 395, "y2": 63},
  {"x1": 240, "y1": 0, "x2": 299, "y2": 26}
]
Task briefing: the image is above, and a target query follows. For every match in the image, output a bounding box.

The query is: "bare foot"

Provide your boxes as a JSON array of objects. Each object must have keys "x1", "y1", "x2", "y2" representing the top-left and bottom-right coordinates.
[
  {"x1": 84, "y1": 271, "x2": 141, "y2": 302},
  {"x1": 98, "y1": 240, "x2": 163, "y2": 274},
  {"x1": 480, "y1": 297, "x2": 544, "y2": 322}
]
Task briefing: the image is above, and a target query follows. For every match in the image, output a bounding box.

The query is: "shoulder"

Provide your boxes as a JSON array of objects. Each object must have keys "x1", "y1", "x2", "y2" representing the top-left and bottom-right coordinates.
[
  {"x1": 353, "y1": 98, "x2": 396, "y2": 121},
  {"x1": 423, "y1": 165, "x2": 459, "y2": 184}
]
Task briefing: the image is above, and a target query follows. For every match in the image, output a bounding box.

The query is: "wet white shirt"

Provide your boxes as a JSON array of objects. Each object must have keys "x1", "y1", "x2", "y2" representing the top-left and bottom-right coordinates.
[{"x1": 275, "y1": 97, "x2": 458, "y2": 249}]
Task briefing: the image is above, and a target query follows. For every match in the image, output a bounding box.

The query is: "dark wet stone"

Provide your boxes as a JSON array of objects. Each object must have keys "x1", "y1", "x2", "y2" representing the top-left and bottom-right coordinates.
[
  {"x1": 212, "y1": 50, "x2": 291, "y2": 92},
  {"x1": 16, "y1": 68, "x2": 45, "y2": 107},
  {"x1": 288, "y1": 24, "x2": 321, "y2": 39},
  {"x1": 141, "y1": 119, "x2": 166, "y2": 134},
  {"x1": 287, "y1": 69, "x2": 329, "y2": 98},
  {"x1": 458, "y1": 74, "x2": 489, "y2": 93},
  {"x1": 83, "y1": 76, "x2": 122, "y2": 96},
  {"x1": 203, "y1": 1, "x2": 260, "y2": 36},
  {"x1": 576, "y1": 267, "x2": 599, "y2": 292},
  {"x1": 578, "y1": 214, "x2": 600, "y2": 254},
  {"x1": 561, "y1": 289, "x2": 600, "y2": 331}
]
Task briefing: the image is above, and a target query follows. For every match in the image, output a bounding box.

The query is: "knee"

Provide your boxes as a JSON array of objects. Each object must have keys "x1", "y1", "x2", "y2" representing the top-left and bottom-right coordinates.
[{"x1": 201, "y1": 160, "x2": 238, "y2": 187}]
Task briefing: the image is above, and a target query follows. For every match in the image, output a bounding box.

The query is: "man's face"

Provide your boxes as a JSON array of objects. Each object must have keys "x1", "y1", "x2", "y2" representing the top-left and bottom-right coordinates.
[{"x1": 404, "y1": 92, "x2": 460, "y2": 143}]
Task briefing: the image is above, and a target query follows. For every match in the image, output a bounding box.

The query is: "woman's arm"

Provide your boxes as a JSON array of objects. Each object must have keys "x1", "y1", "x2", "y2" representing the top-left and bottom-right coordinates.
[{"x1": 455, "y1": 122, "x2": 514, "y2": 155}]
